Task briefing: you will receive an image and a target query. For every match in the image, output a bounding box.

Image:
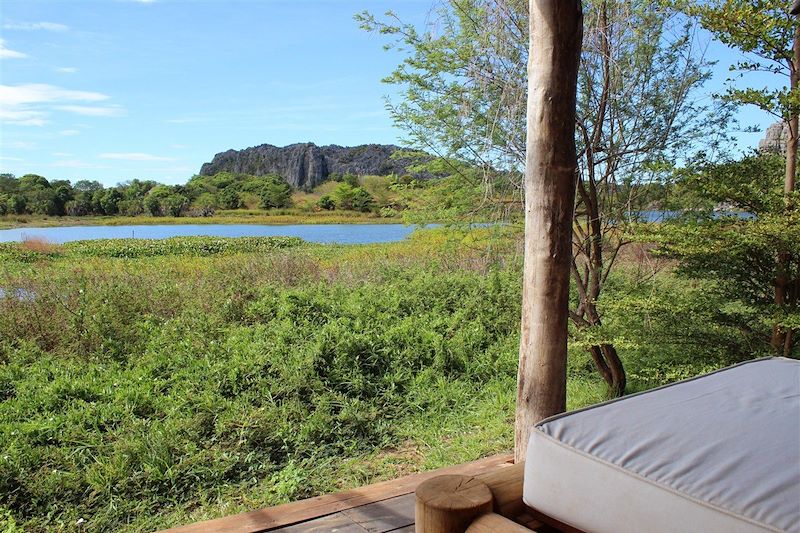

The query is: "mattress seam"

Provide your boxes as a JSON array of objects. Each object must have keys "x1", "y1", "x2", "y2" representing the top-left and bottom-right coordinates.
[
  {"x1": 533, "y1": 430, "x2": 785, "y2": 533},
  {"x1": 534, "y1": 357, "x2": 794, "y2": 428}
]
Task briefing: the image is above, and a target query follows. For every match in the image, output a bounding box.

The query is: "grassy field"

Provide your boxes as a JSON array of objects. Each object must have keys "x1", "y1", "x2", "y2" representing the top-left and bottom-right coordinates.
[{"x1": 0, "y1": 229, "x2": 744, "y2": 532}]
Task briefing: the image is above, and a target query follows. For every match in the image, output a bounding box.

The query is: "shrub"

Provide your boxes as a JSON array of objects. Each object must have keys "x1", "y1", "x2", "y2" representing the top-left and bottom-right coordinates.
[
  {"x1": 316, "y1": 195, "x2": 335, "y2": 211},
  {"x1": 332, "y1": 184, "x2": 374, "y2": 212}
]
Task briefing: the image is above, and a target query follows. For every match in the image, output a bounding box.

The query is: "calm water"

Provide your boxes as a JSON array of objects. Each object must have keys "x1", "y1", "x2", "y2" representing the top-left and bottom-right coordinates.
[
  {"x1": 0, "y1": 211, "x2": 751, "y2": 244},
  {"x1": 0, "y1": 223, "x2": 431, "y2": 244}
]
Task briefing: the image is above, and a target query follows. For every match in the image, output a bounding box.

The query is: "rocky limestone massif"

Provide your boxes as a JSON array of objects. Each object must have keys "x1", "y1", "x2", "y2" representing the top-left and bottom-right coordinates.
[
  {"x1": 759, "y1": 122, "x2": 789, "y2": 154},
  {"x1": 199, "y1": 143, "x2": 431, "y2": 189}
]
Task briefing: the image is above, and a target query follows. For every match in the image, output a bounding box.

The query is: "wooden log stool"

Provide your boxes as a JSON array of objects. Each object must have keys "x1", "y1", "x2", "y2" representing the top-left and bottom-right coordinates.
[{"x1": 415, "y1": 474, "x2": 493, "y2": 533}]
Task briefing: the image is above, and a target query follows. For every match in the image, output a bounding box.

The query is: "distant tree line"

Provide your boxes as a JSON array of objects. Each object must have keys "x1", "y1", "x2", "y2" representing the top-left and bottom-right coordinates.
[{"x1": 0, "y1": 170, "x2": 393, "y2": 218}]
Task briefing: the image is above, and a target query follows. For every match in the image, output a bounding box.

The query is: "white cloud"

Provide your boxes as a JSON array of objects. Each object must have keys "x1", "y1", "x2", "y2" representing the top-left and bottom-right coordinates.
[
  {"x1": 52, "y1": 152, "x2": 72, "y2": 157},
  {"x1": 0, "y1": 39, "x2": 27, "y2": 59},
  {"x1": 56, "y1": 67, "x2": 78, "y2": 74},
  {"x1": 165, "y1": 117, "x2": 199, "y2": 124},
  {"x1": 59, "y1": 129, "x2": 80, "y2": 136},
  {"x1": 0, "y1": 84, "x2": 108, "y2": 107},
  {"x1": 3, "y1": 22, "x2": 69, "y2": 32},
  {"x1": 0, "y1": 108, "x2": 47, "y2": 126},
  {"x1": 99, "y1": 152, "x2": 176, "y2": 162},
  {"x1": 0, "y1": 156, "x2": 24, "y2": 162},
  {"x1": 0, "y1": 84, "x2": 121, "y2": 126},
  {"x1": 52, "y1": 159, "x2": 109, "y2": 169},
  {"x1": 54, "y1": 105, "x2": 124, "y2": 117}
]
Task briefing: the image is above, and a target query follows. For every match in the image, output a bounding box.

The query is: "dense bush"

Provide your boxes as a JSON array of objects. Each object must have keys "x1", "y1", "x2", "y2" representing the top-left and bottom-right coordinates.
[
  {"x1": 0, "y1": 247, "x2": 521, "y2": 531},
  {"x1": 0, "y1": 232, "x2": 747, "y2": 531},
  {"x1": 332, "y1": 183, "x2": 375, "y2": 212}
]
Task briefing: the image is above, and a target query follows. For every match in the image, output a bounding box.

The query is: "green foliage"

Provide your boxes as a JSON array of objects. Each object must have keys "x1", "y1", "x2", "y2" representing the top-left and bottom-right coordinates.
[
  {"x1": 0, "y1": 233, "x2": 745, "y2": 530},
  {"x1": 6, "y1": 195, "x2": 25, "y2": 216},
  {"x1": 359, "y1": 1, "x2": 720, "y2": 223},
  {"x1": 0, "y1": 245, "x2": 521, "y2": 531},
  {"x1": 680, "y1": 152, "x2": 786, "y2": 215},
  {"x1": 316, "y1": 195, "x2": 335, "y2": 211},
  {"x1": 641, "y1": 153, "x2": 800, "y2": 353},
  {"x1": 99, "y1": 189, "x2": 123, "y2": 216},
  {"x1": 680, "y1": 0, "x2": 799, "y2": 120},
  {"x1": 217, "y1": 188, "x2": 242, "y2": 210},
  {"x1": 342, "y1": 173, "x2": 359, "y2": 188},
  {"x1": 0, "y1": 172, "x2": 300, "y2": 220},
  {"x1": 258, "y1": 176, "x2": 293, "y2": 209},
  {"x1": 0, "y1": 236, "x2": 304, "y2": 262},
  {"x1": 332, "y1": 184, "x2": 375, "y2": 212}
]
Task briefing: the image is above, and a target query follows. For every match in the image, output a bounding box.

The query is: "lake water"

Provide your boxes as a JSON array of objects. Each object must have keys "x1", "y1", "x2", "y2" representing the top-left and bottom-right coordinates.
[
  {"x1": 0, "y1": 223, "x2": 432, "y2": 244},
  {"x1": 0, "y1": 211, "x2": 750, "y2": 244}
]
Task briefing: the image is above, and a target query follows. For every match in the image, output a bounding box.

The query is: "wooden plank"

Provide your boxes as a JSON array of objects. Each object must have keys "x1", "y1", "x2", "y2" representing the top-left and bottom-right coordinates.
[
  {"x1": 514, "y1": 512, "x2": 545, "y2": 531},
  {"x1": 161, "y1": 454, "x2": 513, "y2": 533},
  {"x1": 476, "y1": 461, "x2": 525, "y2": 518},
  {"x1": 466, "y1": 512, "x2": 531, "y2": 533},
  {"x1": 269, "y1": 513, "x2": 368, "y2": 533},
  {"x1": 341, "y1": 493, "x2": 415, "y2": 533}
]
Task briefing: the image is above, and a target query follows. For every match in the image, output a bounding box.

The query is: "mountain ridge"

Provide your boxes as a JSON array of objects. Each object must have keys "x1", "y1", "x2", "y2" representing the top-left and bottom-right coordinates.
[{"x1": 199, "y1": 142, "x2": 432, "y2": 189}]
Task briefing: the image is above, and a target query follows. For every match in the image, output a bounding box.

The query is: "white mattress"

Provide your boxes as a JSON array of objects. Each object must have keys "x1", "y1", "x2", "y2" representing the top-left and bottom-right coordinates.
[{"x1": 523, "y1": 358, "x2": 800, "y2": 533}]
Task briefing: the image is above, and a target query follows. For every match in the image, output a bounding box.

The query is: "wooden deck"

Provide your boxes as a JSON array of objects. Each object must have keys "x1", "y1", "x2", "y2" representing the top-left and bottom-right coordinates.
[{"x1": 163, "y1": 454, "x2": 516, "y2": 533}]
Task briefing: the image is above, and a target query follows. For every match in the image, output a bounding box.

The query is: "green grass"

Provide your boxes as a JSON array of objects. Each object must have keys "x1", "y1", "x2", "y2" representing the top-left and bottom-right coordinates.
[{"x1": 0, "y1": 232, "x2": 744, "y2": 531}]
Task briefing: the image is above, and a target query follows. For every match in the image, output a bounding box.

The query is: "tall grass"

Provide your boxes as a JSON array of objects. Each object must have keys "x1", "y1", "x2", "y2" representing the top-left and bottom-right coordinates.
[{"x1": 0, "y1": 233, "x2": 742, "y2": 531}]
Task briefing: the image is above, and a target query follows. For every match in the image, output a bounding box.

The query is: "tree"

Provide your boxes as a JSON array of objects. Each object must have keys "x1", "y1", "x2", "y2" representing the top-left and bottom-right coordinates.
[
  {"x1": 18, "y1": 174, "x2": 50, "y2": 192},
  {"x1": 0, "y1": 174, "x2": 16, "y2": 194},
  {"x1": 258, "y1": 176, "x2": 293, "y2": 209},
  {"x1": 7, "y1": 194, "x2": 26, "y2": 215},
  {"x1": 643, "y1": 152, "x2": 799, "y2": 356},
  {"x1": 52, "y1": 183, "x2": 74, "y2": 216},
  {"x1": 218, "y1": 188, "x2": 242, "y2": 210},
  {"x1": 73, "y1": 180, "x2": 103, "y2": 194},
  {"x1": 343, "y1": 173, "x2": 360, "y2": 188},
  {"x1": 144, "y1": 185, "x2": 188, "y2": 217},
  {"x1": 192, "y1": 192, "x2": 217, "y2": 217},
  {"x1": 332, "y1": 183, "x2": 375, "y2": 212},
  {"x1": 359, "y1": 0, "x2": 719, "y2": 395},
  {"x1": 316, "y1": 195, "x2": 336, "y2": 210},
  {"x1": 99, "y1": 189, "x2": 123, "y2": 215},
  {"x1": 682, "y1": 0, "x2": 799, "y2": 353},
  {"x1": 161, "y1": 194, "x2": 189, "y2": 217},
  {"x1": 514, "y1": 0, "x2": 583, "y2": 461}
]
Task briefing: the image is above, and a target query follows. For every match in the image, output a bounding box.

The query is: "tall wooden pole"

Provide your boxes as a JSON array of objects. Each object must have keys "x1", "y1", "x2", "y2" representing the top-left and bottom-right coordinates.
[{"x1": 514, "y1": 0, "x2": 583, "y2": 462}]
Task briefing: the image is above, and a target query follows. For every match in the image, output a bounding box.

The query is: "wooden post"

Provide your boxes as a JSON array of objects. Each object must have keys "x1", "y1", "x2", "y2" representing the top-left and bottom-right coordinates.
[
  {"x1": 415, "y1": 475, "x2": 493, "y2": 533},
  {"x1": 465, "y1": 513, "x2": 532, "y2": 532},
  {"x1": 515, "y1": 0, "x2": 583, "y2": 463}
]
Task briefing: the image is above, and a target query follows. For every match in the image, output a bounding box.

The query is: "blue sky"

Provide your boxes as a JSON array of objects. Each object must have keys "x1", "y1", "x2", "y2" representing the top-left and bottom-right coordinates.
[{"x1": 0, "y1": 0, "x2": 785, "y2": 186}]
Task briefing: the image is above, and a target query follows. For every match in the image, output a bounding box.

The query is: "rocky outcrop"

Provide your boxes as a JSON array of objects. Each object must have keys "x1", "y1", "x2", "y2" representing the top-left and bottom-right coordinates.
[
  {"x1": 199, "y1": 143, "x2": 432, "y2": 189},
  {"x1": 759, "y1": 122, "x2": 789, "y2": 154}
]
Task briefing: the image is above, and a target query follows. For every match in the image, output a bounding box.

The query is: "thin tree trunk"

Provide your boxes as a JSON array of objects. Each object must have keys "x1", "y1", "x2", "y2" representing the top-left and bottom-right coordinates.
[
  {"x1": 515, "y1": 0, "x2": 583, "y2": 463},
  {"x1": 773, "y1": 21, "x2": 799, "y2": 354}
]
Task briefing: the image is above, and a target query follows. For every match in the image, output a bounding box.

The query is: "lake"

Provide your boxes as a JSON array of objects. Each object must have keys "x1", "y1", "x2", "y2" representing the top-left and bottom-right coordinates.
[
  {"x1": 0, "y1": 223, "x2": 432, "y2": 244},
  {"x1": 0, "y1": 211, "x2": 750, "y2": 244}
]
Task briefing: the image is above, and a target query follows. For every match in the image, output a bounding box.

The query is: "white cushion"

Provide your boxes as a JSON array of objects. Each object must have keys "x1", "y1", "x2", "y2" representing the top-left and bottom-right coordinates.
[{"x1": 523, "y1": 358, "x2": 800, "y2": 533}]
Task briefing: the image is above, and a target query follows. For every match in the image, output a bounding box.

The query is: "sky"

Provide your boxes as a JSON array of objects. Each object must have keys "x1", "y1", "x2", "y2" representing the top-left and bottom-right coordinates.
[{"x1": 0, "y1": 0, "x2": 786, "y2": 187}]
